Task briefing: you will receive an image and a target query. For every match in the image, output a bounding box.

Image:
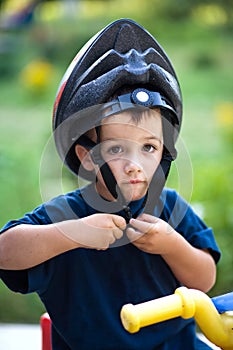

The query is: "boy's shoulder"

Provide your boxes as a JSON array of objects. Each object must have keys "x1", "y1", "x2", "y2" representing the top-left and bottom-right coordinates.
[
  {"x1": 46, "y1": 183, "x2": 91, "y2": 206},
  {"x1": 158, "y1": 187, "x2": 192, "y2": 227},
  {"x1": 43, "y1": 185, "x2": 91, "y2": 221},
  {"x1": 160, "y1": 187, "x2": 185, "y2": 205}
]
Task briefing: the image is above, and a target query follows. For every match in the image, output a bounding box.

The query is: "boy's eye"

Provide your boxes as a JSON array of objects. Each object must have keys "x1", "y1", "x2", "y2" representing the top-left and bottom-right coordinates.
[
  {"x1": 143, "y1": 144, "x2": 156, "y2": 153},
  {"x1": 108, "y1": 145, "x2": 123, "y2": 154}
]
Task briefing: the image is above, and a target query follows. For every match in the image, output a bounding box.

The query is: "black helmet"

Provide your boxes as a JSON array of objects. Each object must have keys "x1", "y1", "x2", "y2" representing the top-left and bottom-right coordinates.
[{"x1": 52, "y1": 18, "x2": 182, "y2": 217}]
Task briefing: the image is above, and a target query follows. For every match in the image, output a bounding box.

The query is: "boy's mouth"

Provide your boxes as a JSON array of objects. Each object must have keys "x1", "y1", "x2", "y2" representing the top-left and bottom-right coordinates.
[
  {"x1": 120, "y1": 179, "x2": 148, "y2": 201},
  {"x1": 129, "y1": 179, "x2": 144, "y2": 184}
]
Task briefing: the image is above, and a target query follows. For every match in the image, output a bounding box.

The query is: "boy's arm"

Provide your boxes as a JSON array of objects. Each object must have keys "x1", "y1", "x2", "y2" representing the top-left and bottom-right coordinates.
[
  {"x1": 127, "y1": 214, "x2": 216, "y2": 293},
  {"x1": 0, "y1": 214, "x2": 126, "y2": 270},
  {"x1": 0, "y1": 223, "x2": 79, "y2": 270},
  {"x1": 161, "y1": 237, "x2": 216, "y2": 293}
]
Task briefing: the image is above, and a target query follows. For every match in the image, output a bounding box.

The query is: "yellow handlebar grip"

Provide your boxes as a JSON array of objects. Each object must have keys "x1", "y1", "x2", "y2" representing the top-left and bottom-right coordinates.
[
  {"x1": 120, "y1": 303, "x2": 140, "y2": 333},
  {"x1": 121, "y1": 289, "x2": 192, "y2": 333}
]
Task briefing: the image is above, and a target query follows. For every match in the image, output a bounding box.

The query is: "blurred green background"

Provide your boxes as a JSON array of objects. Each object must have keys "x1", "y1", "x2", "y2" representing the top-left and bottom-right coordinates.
[{"x1": 0, "y1": 0, "x2": 232, "y2": 323}]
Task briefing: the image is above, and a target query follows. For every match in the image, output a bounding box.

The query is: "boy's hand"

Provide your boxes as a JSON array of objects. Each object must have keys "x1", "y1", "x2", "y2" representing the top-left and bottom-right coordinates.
[
  {"x1": 57, "y1": 214, "x2": 126, "y2": 250},
  {"x1": 126, "y1": 213, "x2": 176, "y2": 254}
]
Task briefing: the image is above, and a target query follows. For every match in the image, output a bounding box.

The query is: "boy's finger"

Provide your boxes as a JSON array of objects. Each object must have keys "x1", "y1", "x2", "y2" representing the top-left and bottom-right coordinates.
[
  {"x1": 126, "y1": 227, "x2": 144, "y2": 242},
  {"x1": 112, "y1": 227, "x2": 124, "y2": 240},
  {"x1": 112, "y1": 215, "x2": 127, "y2": 230},
  {"x1": 129, "y1": 218, "x2": 154, "y2": 233},
  {"x1": 137, "y1": 213, "x2": 159, "y2": 223}
]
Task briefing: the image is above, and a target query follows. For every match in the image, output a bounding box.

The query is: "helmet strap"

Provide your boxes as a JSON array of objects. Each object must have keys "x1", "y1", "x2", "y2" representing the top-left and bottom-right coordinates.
[
  {"x1": 91, "y1": 157, "x2": 133, "y2": 222},
  {"x1": 144, "y1": 154, "x2": 172, "y2": 215},
  {"x1": 90, "y1": 126, "x2": 133, "y2": 222},
  {"x1": 143, "y1": 112, "x2": 176, "y2": 214}
]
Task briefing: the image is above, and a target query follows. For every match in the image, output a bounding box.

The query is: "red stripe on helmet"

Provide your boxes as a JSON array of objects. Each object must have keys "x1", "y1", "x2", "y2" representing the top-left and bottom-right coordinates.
[{"x1": 52, "y1": 80, "x2": 67, "y2": 121}]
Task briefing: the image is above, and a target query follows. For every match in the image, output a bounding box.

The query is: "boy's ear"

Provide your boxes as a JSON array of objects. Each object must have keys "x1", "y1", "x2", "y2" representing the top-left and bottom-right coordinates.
[{"x1": 75, "y1": 145, "x2": 94, "y2": 171}]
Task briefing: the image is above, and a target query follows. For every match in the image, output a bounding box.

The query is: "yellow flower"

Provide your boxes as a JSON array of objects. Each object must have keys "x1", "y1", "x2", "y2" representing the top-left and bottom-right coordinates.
[
  {"x1": 215, "y1": 102, "x2": 233, "y2": 127},
  {"x1": 20, "y1": 59, "x2": 54, "y2": 91}
]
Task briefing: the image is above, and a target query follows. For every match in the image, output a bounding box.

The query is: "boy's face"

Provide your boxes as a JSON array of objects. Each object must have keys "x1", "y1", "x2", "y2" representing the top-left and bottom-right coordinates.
[{"x1": 95, "y1": 110, "x2": 163, "y2": 202}]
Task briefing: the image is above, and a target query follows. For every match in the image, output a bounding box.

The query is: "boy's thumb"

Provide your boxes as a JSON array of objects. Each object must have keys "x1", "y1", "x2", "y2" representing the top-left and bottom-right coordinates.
[{"x1": 112, "y1": 215, "x2": 127, "y2": 230}]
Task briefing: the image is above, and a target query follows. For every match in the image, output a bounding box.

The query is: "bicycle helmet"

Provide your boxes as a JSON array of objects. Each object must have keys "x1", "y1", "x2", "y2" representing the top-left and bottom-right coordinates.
[{"x1": 52, "y1": 18, "x2": 182, "y2": 218}]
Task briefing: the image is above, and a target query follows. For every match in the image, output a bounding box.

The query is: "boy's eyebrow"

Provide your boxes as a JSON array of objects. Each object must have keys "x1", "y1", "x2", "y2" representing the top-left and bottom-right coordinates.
[
  {"x1": 144, "y1": 135, "x2": 162, "y2": 142},
  {"x1": 102, "y1": 135, "x2": 163, "y2": 143}
]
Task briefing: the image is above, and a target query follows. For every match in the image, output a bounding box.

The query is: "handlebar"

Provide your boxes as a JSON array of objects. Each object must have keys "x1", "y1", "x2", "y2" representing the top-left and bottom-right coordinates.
[{"x1": 120, "y1": 287, "x2": 233, "y2": 350}]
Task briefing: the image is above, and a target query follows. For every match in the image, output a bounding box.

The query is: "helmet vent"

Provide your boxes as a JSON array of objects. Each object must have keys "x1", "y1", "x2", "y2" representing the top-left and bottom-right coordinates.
[{"x1": 114, "y1": 23, "x2": 141, "y2": 53}]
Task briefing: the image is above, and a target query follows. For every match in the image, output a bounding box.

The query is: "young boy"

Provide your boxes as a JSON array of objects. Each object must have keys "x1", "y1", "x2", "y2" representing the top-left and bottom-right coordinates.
[{"x1": 0, "y1": 19, "x2": 220, "y2": 349}]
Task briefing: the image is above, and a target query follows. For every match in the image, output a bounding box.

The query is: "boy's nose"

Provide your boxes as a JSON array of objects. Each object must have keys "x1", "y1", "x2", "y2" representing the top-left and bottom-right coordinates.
[{"x1": 124, "y1": 159, "x2": 143, "y2": 174}]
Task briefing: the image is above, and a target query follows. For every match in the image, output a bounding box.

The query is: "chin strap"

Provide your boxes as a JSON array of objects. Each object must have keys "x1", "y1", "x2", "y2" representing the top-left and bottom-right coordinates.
[
  {"x1": 143, "y1": 113, "x2": 177, "y2": 214},
  {"x1": 143, "y1": 154, "x2": 172, "y2": 215},
  {"x1": 91, "y1": 150, "x2": 172, "y2": 220},
  {"x1": 91, "y1": 146, "x2": 133, "y2": 222},
  {"x1": 87, "y1": 111, "x2": 176, "y2": 222},
  {"x1": 89, "y1": 126, "x2": 133, "y2": 222}
]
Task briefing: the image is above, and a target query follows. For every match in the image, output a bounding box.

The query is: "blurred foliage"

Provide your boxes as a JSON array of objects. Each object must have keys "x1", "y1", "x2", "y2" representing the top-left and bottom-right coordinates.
[{"x1": 0, "y1": 0, "x2": 232, "y2": 323}]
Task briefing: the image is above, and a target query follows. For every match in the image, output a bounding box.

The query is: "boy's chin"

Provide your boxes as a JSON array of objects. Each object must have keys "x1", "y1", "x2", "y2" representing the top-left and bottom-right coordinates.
[
  {"x1": 96, "y1": 182, "x2": 147, "y2": 202},
  {"x1": 121, "y1": 189, "x2": 147, "y2": 203}
]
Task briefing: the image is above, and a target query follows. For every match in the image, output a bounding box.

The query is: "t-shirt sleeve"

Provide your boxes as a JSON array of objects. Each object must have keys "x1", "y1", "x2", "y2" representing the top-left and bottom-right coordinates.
[
  {"x1": 0, "y1": 204, "x2": 52, "y2": 293},
  {"x1": 160, "y1": 189, "x2": 221, "y2": 264}
]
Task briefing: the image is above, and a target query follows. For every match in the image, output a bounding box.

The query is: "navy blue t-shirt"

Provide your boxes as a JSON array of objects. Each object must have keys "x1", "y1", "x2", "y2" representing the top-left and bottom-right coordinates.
[{"x1": 0, "y1": 185, "x2": 220, "y2": 349}]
